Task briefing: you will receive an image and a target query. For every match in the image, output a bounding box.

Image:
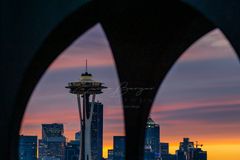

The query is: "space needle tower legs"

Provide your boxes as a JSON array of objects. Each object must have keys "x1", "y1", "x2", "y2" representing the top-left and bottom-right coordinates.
[{"x1": 66, "y1": 61, "x2": 107, "y2": 160}]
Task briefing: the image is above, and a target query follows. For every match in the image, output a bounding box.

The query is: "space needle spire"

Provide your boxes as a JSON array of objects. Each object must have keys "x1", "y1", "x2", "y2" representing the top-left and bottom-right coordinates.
[
  {"x1": 85, "y1": 59, "x2": 88, "y2": 73},
  {"x1": 66, "y1": 61, "x2": 107, "y2": 160}
]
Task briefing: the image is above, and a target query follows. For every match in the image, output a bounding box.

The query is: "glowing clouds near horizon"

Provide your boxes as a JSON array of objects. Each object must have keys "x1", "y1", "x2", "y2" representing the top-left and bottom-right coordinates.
[
  {"x1": 150, "y1": 29, "x2": 240, "y2": 160},
  {"x1": 20, "y1": 24, "x2": 125, "y2": 158},
  {"x1": 20, "y1": 25, "x2": 240, "y2": 159}
]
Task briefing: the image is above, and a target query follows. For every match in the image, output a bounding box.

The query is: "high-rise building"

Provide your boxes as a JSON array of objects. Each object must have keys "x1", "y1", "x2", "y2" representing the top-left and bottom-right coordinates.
[
  {"x1": 64, "y1": 131, "x2": 82, "y2": 160},
  {"x1": 160, "y1": 142, "x2": 175, "y2": 160},
  {"x1": 42, "y1": 123, "x2": 64, "y2": 139},
  {"x1": 19, "y1": 135, "x2": 37, "y2": 160},
  {"x1": 38, "y1": 139, "x2": 46, "y2": 159},
  {"x1": 75, "y1": 131, "x2": 81, "y2": 140},
  {"x1": 144, "y1": 145, "x2": 155, "y2": 160},
  {"x1": 176, "y1": 138, "x2": 207, "y2": 160},
  {"x1": 39, "y1": 123, "x2": 66, "y2": 160},
  {"x1": 91, "y1": 102, "x2": 103, "y2": 160},
  {"x1": 64, "y1": 140, "x2": 80, "y2": 160},
  {"x1": 107, "y1": 149, "x2": 114, "y2": 160},
  {"x1": 176, "y1": 138, "x2": 194, "y2": 160},
  {"x1": 193, "y1": 148, "x2": 207, "y2": 160},
  {"x1": 74, "y1": 102, "x2": 103, "y2": 160},
  {"x1": 145, "y1": 117, "x2": 160, "y2": 159},
  {"x1": 113, "y1": 136, "x2": 126, "y2": 160},
  {"x1": 160, "y1": 143, "x2": 169, "y2": 155}
]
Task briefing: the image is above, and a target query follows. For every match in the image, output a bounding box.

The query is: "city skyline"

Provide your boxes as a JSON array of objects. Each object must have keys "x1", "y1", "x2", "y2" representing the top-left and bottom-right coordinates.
[
  {"x1": 20, "y1": 24, "x2": 240, "y2": 159},
  {"x1": 19, "y1": 119, "x2": 207, "y2": 160}
]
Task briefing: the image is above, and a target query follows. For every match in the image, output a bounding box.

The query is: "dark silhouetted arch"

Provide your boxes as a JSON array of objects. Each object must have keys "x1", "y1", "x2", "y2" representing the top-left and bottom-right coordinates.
[{"x1": 2, "y1": 0, "x2": 240, "y2": 160}]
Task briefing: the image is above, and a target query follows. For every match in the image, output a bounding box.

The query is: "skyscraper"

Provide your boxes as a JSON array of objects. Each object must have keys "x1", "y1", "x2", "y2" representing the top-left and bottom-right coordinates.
[
  {"x1": 175, "y1": 138, "x2": 208, "y2": 160},
  {"x1": 193, "y1": 148, "x2": 207, "y2": 160},
  {"x1": 160, "y1": 143, "x2": 169, "y2": 155},
  {"x1": 75, "y1": 131, "x2": 81, "y2": 140},
  {"x1": 38, "y1": 139, "x2": 46, "y2": 160},
  {"x1": 65, "y1": 140, "x2": 80, "y2": 160},
  {"x1": 107, "y1": 149, "x2": 114, "y2": 160},
  {"x1": 176, "y1": 138, "x2": 194, "y2": 160},
  {"x1": 19, "y1": 135, "x2": 37, "y2": 160},
  {"x1": 144, "y1": 145, "x2": 155, "y2": 160},
  {"x1": 160, "y1": 142, "x2": 176, "y2": 160},
  {"x1": 74, "y1": 102, "x2": 103, "y2": 160},
  {"x1": 91, "y1": 102, "x2": 103, "y2": 160},
  {"x1": 64, "y1": 131, "x2": 81, "y2": 160},
  {"x1": 113, "y1": 136, "x2": 126, "y2": 160},
  {"x1": 39, "y1": 123, "x2": 66, "y2": 160},
  {"x1": 42, "y1": 123, "x2": 64, "y2": 139},
  {"x1": 145, "y1": 117, "x2": 160, "y2": 159}
]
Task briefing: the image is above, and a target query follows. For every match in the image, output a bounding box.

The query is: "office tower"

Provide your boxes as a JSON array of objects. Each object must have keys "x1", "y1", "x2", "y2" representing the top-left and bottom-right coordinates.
[
  {"x1": 160, "y1": 143, "x2": 169, "y2": 155},
  {"x1": 91, "y1": 102, "x2": 103, "y2": 160},
  {"x1": 19, "y1": 135, "x2": 37, "y2": 160},
  {"x1": 176, "y1": 138, "x2": 207, "y2": 160},
  {"x1": 144, "y1": 145, "x2": 155, "y2": 160},
  {"x1": 74, "y1": 102, "x2": 103, "y2": 160},
  {"x1": 39, "y1": 123, "x2": 66, "y2": 160},
  {"x1": 113, "y1": 136, "x2": 126, "y2": 160},
  {"x1": 176, "y1": 138, "x2": 195, "y2": 160},
  {"x1": 42, "y1": 123, "x2": 64, "y2": 139},
  {"x1": 75, "y1": 131, "x2": 81, "y2": 140},
  {"x1": 193, "y1": 148, "x2": 207, "y2": 160},
  {"x1": 107, "y1": 150, "x2": 114, "y2": 160},
  {"x1": 65, "y1": 140, "x2": 80, "y2": 160},
  {"x1": 38, "y1": 139, "x2": 45, "y2": 159},
  {"x1": 66, "y1": 61, "x2": 107, "y2": 160},
  {"x1": 145, "y1": 117, "x2": 160, "y2": 159},
  {"x1": 160, "y1": 142, "x2": 176, "y2": 160}
]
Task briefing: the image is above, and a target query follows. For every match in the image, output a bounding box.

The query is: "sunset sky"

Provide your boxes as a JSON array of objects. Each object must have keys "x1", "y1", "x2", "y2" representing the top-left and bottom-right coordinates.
[{"x1": 20, "y1": 24, "x2": 240, "y2": 159}]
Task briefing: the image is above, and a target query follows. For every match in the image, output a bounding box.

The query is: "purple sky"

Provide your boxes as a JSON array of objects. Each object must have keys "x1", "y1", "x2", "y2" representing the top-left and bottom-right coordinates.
[{"x1": 21, "y1": 24, "x2": 240, "y2": 159}]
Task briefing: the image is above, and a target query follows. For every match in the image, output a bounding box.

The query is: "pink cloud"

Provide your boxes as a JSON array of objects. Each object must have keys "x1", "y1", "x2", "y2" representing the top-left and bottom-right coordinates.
[
  {"x1": 179, "y1": 29, "x2": 237, "y2": 62},
  {"x1": 151, "y1": 96, "x2": 240, "y2": 113}
]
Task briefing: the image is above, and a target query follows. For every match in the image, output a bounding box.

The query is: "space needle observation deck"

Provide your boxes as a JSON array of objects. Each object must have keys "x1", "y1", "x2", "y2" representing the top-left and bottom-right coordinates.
[{"x1": 66, "y1": 60, "x2": 107, "y2": 160}]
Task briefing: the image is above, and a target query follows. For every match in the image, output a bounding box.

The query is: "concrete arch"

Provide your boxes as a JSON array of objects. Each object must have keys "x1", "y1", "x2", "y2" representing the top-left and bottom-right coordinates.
[
  {"x1": 182, "y1": 0, "x2": 240, "y2": 58},
  {"x1": 1, "y1": 0, "x2": 240, "y2": 160},
  {"x1": 1, "y1": 1, "x2": 99, "y2": 159},
  {"x1": 100, "y1": 1, "x2": 215, "y2": 159}
]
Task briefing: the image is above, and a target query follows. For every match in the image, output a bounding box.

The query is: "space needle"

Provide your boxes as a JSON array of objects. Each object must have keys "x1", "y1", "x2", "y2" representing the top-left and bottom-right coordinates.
[{"x1": 66, "y1": 60, "x2": 107, "y2": 160}]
